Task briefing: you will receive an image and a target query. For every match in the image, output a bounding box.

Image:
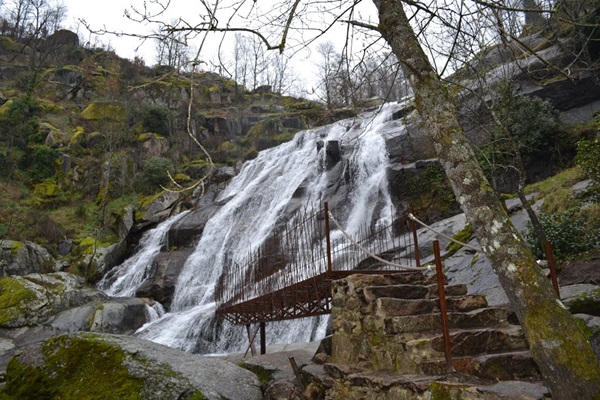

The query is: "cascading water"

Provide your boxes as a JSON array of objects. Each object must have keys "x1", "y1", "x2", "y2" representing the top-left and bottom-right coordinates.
[
  {"x1": 119, "y1": 103, "x2": 406, "y2": 354},
  {"x1": 98, "y1": 210, "x2": 190, "y2": 297}
]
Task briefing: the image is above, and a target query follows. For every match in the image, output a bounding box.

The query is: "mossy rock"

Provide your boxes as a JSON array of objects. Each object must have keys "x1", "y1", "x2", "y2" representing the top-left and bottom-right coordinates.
[
  {"x1": 0, "y1": 36, "x2": 23, "y2": 53},
  {"x1": 33, "y1": 180, "x2": 61, "y2": 197},
  {"x1": 0, "y1": 276, "x2": 39, "y2": 327},
  {"x1": 69, "y1": 125, "x2": 85, "y2": 144},
  {"x1": 3, "y1": 332, "x2": 262, "y2": 400},
  {"x1": 564, "y1": 288, "x2": 600, "y2": 316},
  {"x1": 0, "y1": 99, "x2": 14, "y2": 117},
  {"x1": 445, "y1": 224, "x2": 474, "y2": 256},
  {"x1": 38, "y1": 100, "x2": 64, "y2": 114},
  {"x1": 80, "y1": 101, "x2": 125, "y2": 122},
  {"x1": 0, "y1": 273, "x2": 105, "y2": 328}
]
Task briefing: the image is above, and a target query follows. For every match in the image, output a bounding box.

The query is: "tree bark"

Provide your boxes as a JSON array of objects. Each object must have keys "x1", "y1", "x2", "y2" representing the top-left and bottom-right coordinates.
[{"x1": 373, "y1": 0, "x2": 600, "y2": 398}]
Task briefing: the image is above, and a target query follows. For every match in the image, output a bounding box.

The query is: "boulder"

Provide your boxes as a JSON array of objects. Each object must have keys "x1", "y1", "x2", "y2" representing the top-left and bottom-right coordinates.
[
  {"x1": 82, "y1": 239, "x2": 129, "y2": 279},
  {"x1": 0, "y1": 272, "x2": 107, "y2": 328},
  {"x1": 0, "y1": 240, "x2": 56, "y2": 277},
  {"x1": 168, "y1": 204, "x2": 222, "y2": 248},
  {"x1": 117, "y1": 204, "x2": 136, "y2": 240},
  {"x1": 45, "y1": 29, "x2": 79, "y2": 47},
  {"x1": 4, "y1": 332, "x2": 262, "y2": 400},
  {"x1": 87, "y1": 298, "x2": 153, "y2": 334},
  {"x1": 141, "y1": 191, "x2": 181, "y2": 224},
  {"x1": 135, "y1": 248, "x2": 193, "y2": 310},
  {"x1": 139, "y1": 133, "x2": 170, "y2": 158}
]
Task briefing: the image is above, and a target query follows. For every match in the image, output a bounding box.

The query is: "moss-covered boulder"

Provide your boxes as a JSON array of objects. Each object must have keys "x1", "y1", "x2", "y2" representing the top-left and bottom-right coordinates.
[
  {"x1": 0, "y1": 272, "x2": 106, "y2": 328},
  {"x1": 3, "y1": 332, "x2": 262, "y2": 400},
  {"x1": 80, "y1": 101, "x2": 125, "y2": 122},
  {"x1": 0, "y1": 240, "x2": 56, "y2": 277},
  {"x1": 564, "y1": 287, "x2": 600, "y2": 316}
]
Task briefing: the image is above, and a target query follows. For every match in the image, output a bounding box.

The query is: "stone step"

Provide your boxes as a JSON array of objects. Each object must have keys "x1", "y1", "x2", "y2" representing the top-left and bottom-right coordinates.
[
  {"x1": 378, "y1": 326, "x2": 530, "y2": 375},
  {"x1": 384, "y1": 307, "x2": 512, "y2": 334},
  {"x1": 421, "y1": 351, "x2": 541, "y2": 382},
  {"x1": 363, "y1": 284, "x2": 468, "y2": 302},
  {"x1": 323, "y1": 364, "x2": 549, "y2": 399},
  {"x1": 338, "y1": 271, "x2": 438, "y2": 292},
  {"x1": 429, "y1": 326, "x2": 529, "y2": 357},
  {"x1": 375, "y1": 294, "x2": 488, "y2": 317}
]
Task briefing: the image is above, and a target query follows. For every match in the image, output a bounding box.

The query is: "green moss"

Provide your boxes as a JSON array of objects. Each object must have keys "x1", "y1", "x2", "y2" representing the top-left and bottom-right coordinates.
[
  {"x1": 33, "y1": 180, "x2": 61, "y2": 197},
  {"x1": 137, "y1": 133, "x2": 164, "y2": 142},
  {"x1": 0, "y1": 277, "x2": 38, "y2": 326},
  {"x1": 6, "y1": 241, "x2": 23, "y2": 255},
  {"x1": 5, "y1": 334, "x2": 145, "y2": 399},
  {"x1": 39, "y1": 101, "x2": 63, "y2": 114},
  {"x1": 139, "y1": 191, "x2": 166, "y2": 209},
  {"x1": 445, "y1": 224, "x2": 473, "y2": 257},
  {"x1": 69, "y1": 126, "x2": 85, "y2": 144},
  {"x1": 80, "y1": 102, "x2": 125, "y2": 122},
  {"x1": 565, "y1": 289, "x2": 600, "y2": 315},
  {"x1": 525, "y1": 298, "x2": 600, "y2": 383},
  {"x1": 238, "y1": 363, "x2": 272, "y2": 388},
  {"x1": 429, "y1": 382, "x2": 469, "y2": 400},
  {"x1": 0, "y1": 99, "x2": 14, "y2": 117}
]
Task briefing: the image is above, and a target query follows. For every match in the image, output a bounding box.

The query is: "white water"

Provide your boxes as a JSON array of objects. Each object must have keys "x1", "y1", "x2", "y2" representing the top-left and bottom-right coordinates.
[
  {"x1": 117, "y1": 103, "x2": 404, "y2": 354},
  {"x1": 98, "y1": 210, "x2": 190, "y2": 297}
]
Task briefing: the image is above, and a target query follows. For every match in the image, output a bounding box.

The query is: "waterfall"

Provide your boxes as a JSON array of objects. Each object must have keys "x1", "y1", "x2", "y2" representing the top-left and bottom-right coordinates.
[
  {"x1": 128, "y1": 103, "x2": 404, "y2": 354},
  {"x1": 98, "y1": 210, "x2": 190, "y2": 297}
]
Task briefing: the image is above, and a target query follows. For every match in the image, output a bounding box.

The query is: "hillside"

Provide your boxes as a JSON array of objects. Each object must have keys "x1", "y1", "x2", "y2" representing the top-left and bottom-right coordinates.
[{"x1": 0, "y1": 29, "x2": 341, "y2": 266}]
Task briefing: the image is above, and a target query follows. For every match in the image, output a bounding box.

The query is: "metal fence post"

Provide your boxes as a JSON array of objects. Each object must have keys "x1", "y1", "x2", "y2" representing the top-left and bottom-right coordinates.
[{"x1": 433, "y1": 240, "x2": 454, "y2": 373}]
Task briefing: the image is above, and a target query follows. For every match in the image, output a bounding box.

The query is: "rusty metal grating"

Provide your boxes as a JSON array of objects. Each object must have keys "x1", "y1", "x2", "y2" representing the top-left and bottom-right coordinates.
[{"x1": 215, "y1": 205, "x2": 419, "y2": 325}]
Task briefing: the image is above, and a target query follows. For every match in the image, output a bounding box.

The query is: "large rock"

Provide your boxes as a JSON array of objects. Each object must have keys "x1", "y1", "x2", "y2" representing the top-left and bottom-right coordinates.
[
  {"x1": 168, "y1": 204, "x2": 222, "y2": 248},
  {"x1": 0, "y1": 240, "x2": 56, "y2": 277},
  {"x1": 135, "y1": 248, "x2": 193, "y2": 309},
  {"x1": 82, "y1": 239, "x2": 129, "y2": 280},
  {"x1": 87, "y1": 298, "x2": 152, "y2": 334},
  {"x1": 3, "y1": 332, "x2": 262, "y2": 400},
  {"x1": 0, "y1": 272, "x2": 107, "y2": 328},
  {"x1": 141, "y1": 191, "x2": 182, "y2": 224}
]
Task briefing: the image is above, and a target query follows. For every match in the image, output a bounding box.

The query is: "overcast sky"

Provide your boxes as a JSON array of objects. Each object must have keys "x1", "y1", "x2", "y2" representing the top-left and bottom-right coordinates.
[
  {"x1": 60, "y1": 0, "x2": 383, "y2": 97},
  {"x1": 64, "y1": 1, "x2": 157, "y2": 62}
]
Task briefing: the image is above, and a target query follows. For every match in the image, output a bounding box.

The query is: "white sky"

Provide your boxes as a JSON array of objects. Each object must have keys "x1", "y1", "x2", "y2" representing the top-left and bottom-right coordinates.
[
  {"x1": 64, "y1": 1, "x2": 160, "y2": 62},
  {"x1": 61, "y1": 0, "x2": 382, "y2": 96}
]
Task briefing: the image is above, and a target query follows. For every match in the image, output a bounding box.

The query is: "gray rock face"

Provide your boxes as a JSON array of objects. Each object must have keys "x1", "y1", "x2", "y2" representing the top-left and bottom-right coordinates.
[
  {"x1": 83, "y1": 239, "x2": 129, "y2": 278},
  {"x1": 87, "y1": 298, "x2": 152, "y2": 334},
  {"x1": 142, "y1": 191, "x2": 182, "y2": 224},
  {"x1": 0, "y1": 272, "x2": 107, "y2": 328},
  {"x1": 4, "y1": 332, "x2": 262, "y2": 400},
  {"x1": 0, "y1": 240, "x2": 56, "y2": 277},
  {"x1": 135, "y1": 248, "x2": 193, "y2": 309},
  {"x1": 168, "y1": 204, "x2": 222, "y2": 248}
]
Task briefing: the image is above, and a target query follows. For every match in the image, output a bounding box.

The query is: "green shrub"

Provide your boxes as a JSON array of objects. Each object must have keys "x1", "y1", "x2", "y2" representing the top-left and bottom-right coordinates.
[
  {"x1": 526, "y1": 211, "x2": 600, "y2": 260},
  {"x1": 489, "y1": 84, "x2": 572, "y2": 163},
  {"x1": 141, "y1": 104, "x2": 170, "y2": 135},
  {"x1": 18, "y1": 145, "x2": 58, "y2": 181},
  {"x1": 0, "y1": 96, "x2": 41, "y2": 148},
  {"x1": 141, "y1": 156, "x2": 174, "y2": 191},
  {"x1": 576, "y1": 137, "x2": 600, "y2": 201}
]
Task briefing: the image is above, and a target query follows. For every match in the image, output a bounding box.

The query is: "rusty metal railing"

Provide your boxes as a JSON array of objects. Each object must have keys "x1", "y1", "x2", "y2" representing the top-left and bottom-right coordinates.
[{"x1": 215, "y1": 203, "x2": 419, "y2": 323}]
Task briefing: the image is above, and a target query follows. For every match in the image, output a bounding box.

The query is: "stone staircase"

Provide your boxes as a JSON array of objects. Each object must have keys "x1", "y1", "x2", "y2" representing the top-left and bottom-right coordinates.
[{"x1": 328, "y1": 271, "x2": 547, "y2": 398}]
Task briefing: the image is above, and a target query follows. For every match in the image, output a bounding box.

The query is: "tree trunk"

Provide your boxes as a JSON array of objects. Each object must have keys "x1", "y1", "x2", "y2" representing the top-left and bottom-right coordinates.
[{"x1": 373, "y1": 0, "x2": 600, "y2": 398}]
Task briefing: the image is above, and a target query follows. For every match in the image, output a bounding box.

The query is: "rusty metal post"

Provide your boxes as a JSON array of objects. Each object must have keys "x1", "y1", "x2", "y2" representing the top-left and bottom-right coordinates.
[
  {"x1": 260, "y1": 322, "x2": 266, "y2": 355},
  {"x1": 246, "y1": 324, "x2": 257, "y2": 356},
  {"x1": 410, "y1": 212, "x2": 421, "y2": 268},
  {"x1": 324, "y1": 202, "x2": 333, "y2": 274},
  {"x1": 433, "y1": 240, "x2": 454, "y2": 373},
  {"x1": 543, "y1": 241, "x2": 560, "y2": 299}
]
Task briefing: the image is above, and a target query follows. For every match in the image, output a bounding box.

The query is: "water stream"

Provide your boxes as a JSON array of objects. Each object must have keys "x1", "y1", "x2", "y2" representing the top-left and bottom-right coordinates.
[{"x1": 102, "y1": 103, "x2": 406, "y2": 354}]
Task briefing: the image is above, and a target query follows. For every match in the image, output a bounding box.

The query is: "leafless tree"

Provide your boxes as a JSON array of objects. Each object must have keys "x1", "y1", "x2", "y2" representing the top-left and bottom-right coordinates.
[
  {"x1": 2, "y1": 0, "x2": 64, "y2": 39},
  {"x1": 154, "y1": 20, "x2": 192, "y2": 70},
  {"x1": 105, "y1": 0, "x2": 600, "y2": 395}
]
